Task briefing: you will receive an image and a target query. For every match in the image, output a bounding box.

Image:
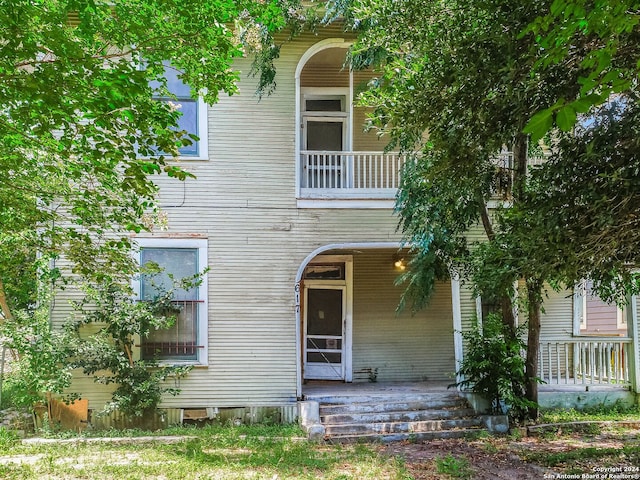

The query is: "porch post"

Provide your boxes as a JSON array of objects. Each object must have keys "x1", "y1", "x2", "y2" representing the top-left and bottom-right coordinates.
[
  {"x1": 628, "y1": 295, "x2": 640, "y2": 394},
  {"x1": 451, "y1": 273, "x2": 464, "y2": 385}
]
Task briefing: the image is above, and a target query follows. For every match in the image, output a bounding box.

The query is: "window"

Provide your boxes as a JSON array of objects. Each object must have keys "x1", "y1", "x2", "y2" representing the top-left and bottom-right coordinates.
[
  {"x1": 149, "y1": 62, "x2": 208, "y2": 159},
  {"x1": 134, "y1": 238, "x2": 208, "y2": 363},
  {"x1": 573, "y1": 280, "x2": 627, "y2": 336}
]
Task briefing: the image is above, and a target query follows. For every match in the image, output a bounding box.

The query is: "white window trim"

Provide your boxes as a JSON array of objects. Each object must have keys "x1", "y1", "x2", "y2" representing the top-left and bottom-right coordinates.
[
  {"x1": 573, "y1": 284, "x2": 586, "y2": 334},
  {"x1": 186, "y1": 97, "x2": 208, "y2": 161},
  {"x1": 301, "y1": 87, "x2": 352, "y2": 151},
  {"x1": 304, "y1": 254, "x2": 353, "y2": 382},
  {"x1": 132, "y1": 237, "x2": 208, "y2": 365},
  {"x1": 617, "y1": 304, "x2": 628, "y2": 329}
]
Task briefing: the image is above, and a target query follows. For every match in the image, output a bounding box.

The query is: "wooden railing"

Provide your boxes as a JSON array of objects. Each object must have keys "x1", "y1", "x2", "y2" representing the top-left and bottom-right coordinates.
[
  {"x1": 538, "y1": 339, "x2": 631, "y2": 387},
  {"x1": 300, "y1": 150, "x2": 547, "y2": 199},
  {"x1": 300, "y1": 151, "x2": 407, "y2": 196}
]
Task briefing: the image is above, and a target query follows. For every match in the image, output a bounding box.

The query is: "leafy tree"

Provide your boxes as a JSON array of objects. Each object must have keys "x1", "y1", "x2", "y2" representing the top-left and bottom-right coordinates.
[
  {"x1": 524, "y1": 0, "x2": 640, "y2": 139},
  {"x1": 0, "y1": 0, "x2": 308, "y2": 320},
  {"x1": 331, "y1": 0, "x2": 640, "y2": 417},
  {"x1": 0, "y1": 0, "x2": 312, "y2": 417}
]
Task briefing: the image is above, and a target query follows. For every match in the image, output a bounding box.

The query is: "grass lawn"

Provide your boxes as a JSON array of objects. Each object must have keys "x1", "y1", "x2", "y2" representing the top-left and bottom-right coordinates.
[
  {"x1": 0, "y1": 425, "x2": 411, "y2": 480},
  {"x1": 0, "y1": 404, "x2": 638, "y2": 479}
]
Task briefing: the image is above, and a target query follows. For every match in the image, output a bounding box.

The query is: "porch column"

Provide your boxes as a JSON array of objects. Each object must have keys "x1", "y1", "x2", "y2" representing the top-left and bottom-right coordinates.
[
  {"x1": 629, "y1": 295, "x2": 640, "y2": 394},
  {"x1": 451, "y1": 273, "x2": 463, "y2": 385}
]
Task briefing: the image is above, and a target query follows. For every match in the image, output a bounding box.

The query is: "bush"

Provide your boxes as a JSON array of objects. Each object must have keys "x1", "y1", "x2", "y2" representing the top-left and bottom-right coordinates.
[{"x1": 451, "y1": 313, "x2": 536, "y2": 419}]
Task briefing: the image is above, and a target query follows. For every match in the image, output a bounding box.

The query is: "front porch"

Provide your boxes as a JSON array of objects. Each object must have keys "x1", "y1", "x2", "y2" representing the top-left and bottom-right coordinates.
[
  {"x1": 302, "y1": 379, "x2": 634, "y2": 406},
  {"x1": 302, "y1": 335, "x2": 639, "y2": 416}
]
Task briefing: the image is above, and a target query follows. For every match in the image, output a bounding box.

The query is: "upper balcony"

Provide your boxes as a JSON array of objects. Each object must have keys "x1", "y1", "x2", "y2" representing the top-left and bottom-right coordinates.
[
  {"x1": 295, "y1": 39, "x2": 400, "y2": 208},
  {"x1": 300, "y1": 150, "x2": 407, "y2": 200},
  {"x1": 294, "y1": 39, "x2": 547, "y2": 208}
]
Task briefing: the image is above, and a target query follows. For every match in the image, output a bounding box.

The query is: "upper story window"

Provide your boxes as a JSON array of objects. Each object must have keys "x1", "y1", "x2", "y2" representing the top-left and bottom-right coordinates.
[
  {"x1": 134, "y1": 238, "x2": 208, "y2": 364},
  {"x1": 149, "y1": 62, "x2": 208, "y2": 160}
]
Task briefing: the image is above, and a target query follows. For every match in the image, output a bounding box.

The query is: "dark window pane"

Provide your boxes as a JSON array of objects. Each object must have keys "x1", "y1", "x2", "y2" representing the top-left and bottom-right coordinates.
[
  {"x1": 306, "y1": 99, "x2": 343, "y2": 112},
  {"x1": 306, "y1": 121, "x2": 343, "y2": 151},
  {"x1": 142, "y1": 300, "x2": 198, "y2": 360},
  {"x1": 307, "y1": 352, "x2": 342, "y2": 363},
  {"x1": 306, "y1": 338, "x2": 342, "y2": 350},
  {"x1": 307, "y1": 289, "x2": 343, "y2": 336},
  {"x1": 304, "y1": 263, "x2": 345, "y2": 280}
]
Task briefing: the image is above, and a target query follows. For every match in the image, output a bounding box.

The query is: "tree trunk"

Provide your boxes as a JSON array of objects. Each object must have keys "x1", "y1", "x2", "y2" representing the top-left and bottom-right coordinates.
[
  {"x1": 501, "y1": 296, "x2": 516, "y2": 335},
  {"x1": 0, "y1": 279, "x2": 13, "y2": 323},
  {"x1": 512, "y1": 132, "x2": 528, "y2": 202},
  {"x1": 525, "y1": 276, "x2": 543, "y2": 419},
  {"x1": 478, "y1": 199, "x2": 517, "y2": 334}
]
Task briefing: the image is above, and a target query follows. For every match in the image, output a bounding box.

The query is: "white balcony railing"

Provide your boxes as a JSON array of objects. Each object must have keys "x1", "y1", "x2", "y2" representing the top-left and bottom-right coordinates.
[
  {"x1": 300, "y1": 151, "x2": 408, "y2": 199},
  {"x1": 538, "y1": 339, "x2": 631, "y2": 387},
  {"x1": 300, "y1": 150, "x2": 548, "y2": 200}
]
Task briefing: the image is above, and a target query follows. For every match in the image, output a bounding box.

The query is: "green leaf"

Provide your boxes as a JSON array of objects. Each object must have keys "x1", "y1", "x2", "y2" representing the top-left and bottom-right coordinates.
[
  {"x1": 556, "y1": 104, "x2": 577, "y2": 131},
  {"x1": 523, "y1": 108, "x2": 554, "y2": 141}
]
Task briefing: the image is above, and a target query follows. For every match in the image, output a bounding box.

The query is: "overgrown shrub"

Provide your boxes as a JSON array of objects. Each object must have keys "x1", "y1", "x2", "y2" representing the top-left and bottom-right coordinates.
[
  {"x1": 70, "y1": 281, "x2": 192, "y2": 418},
  {"x1": 1, "y1": 276, "x2": 194, "y2": 422},
  {"x1": 451, "y1": 313, "x2": 536, "y2": 420},
  {"x1": 0, "y1": 306, "x2": 78, "y2": 410}
]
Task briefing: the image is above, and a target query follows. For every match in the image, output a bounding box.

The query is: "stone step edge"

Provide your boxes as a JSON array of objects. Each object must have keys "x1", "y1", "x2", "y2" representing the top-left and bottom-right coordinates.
[
  {"x1": 324, "y1": 428, "x2": 486, "y2": 443},
  {"x1": 323, "y1": 418, "x2": 484, "y2": 435},
  {"x1": 318, "y1": 399, "x2": 468, "y2": 411},
  {"x1": 321, "y1": 408, "x2": 478, "y2": 423}
]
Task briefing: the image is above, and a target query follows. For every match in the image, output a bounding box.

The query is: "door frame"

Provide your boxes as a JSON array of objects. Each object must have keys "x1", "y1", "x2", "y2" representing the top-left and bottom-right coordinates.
[{"x1": 302, "y1": 254, "x2": 353, "y2": 382}]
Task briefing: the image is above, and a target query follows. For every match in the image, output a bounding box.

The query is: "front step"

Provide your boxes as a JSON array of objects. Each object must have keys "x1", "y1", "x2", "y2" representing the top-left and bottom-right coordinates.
[
  {"x1": 324, "y1": 417, "x2": 484, "y2": 436},
  {"x1": 326, "y1": 428, "x2": 480, "y2": 443},
  {"x1": 310, "y1": 390, "x2": 486, "y2": 443},
  {"x1": 322, "y1": 407, "x2": 478, "y2": 426}
]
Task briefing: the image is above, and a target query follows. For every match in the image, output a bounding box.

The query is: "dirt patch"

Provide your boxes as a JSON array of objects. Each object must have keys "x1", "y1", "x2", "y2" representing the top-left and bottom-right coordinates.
[
  {"x1": 383, "y1": 438, "x2": 549, "y2": 479},
  {"x1": 381, "y1": 428, "x2": 640, "y2": 480}
]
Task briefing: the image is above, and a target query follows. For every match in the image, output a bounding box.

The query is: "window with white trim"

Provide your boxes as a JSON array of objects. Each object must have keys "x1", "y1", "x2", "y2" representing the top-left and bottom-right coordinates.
[
  {"x1": 573, "y1": 280, "x2": 626, "y2": 335},
  {"x1": 149, "y1": 62, "x2": 208, "y2": 159},
  {"x1": 134, "y1": 238, "x2": 208, "y2": 363}
]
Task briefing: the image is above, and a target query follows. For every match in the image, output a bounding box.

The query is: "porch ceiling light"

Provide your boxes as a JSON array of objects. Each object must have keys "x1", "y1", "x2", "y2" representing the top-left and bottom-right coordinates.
[{"x1": 393, "y1": 255, "x2": 406, "y2": 271}]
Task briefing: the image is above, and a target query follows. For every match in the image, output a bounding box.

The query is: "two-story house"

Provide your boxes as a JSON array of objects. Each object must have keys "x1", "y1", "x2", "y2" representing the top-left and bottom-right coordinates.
[{"x1": 62, "y1": 26, "x2": 640, "y2": 427}]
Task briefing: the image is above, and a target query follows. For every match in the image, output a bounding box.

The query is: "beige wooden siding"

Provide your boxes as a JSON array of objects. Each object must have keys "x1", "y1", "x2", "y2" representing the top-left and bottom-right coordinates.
[
  {"x1": 522, "y1": 284, "x2": 574, "y2": 342},
  {"x1": 351, "y1": 250, "x2": 455, "y2": 382},
  {"x1": 62, "y1": 30, "x2": 408, "y2": 410},
  {"x1": 300, "y1": 62, "x2": 349, "y2": 87}
]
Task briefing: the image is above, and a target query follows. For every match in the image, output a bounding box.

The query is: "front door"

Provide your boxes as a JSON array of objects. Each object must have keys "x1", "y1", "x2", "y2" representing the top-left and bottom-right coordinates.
[{"x1": 304, "y1": 286, "x2": 346, "y2": 380}]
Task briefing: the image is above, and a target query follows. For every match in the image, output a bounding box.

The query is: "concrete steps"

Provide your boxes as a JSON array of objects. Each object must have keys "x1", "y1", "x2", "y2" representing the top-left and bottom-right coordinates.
[{"x1": 308, "y1": 390, "x2": 486, "y2": 443}]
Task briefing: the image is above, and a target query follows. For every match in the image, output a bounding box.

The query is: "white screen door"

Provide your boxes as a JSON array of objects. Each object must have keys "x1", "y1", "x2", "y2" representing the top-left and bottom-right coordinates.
[{"x1": 304, "y1": 286, "x2": 346, "y2": 380}]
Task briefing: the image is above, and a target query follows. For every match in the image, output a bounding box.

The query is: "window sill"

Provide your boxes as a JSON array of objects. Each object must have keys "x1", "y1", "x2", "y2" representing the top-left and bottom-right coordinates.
[{"x1": 155, "y1": 360, "x2": 208, "y2": 368}]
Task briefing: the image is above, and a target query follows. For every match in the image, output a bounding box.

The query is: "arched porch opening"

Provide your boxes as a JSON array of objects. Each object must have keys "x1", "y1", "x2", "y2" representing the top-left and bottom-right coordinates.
[{"x1": 295, "y1": 243, "x2": 461, "y2": 398}]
